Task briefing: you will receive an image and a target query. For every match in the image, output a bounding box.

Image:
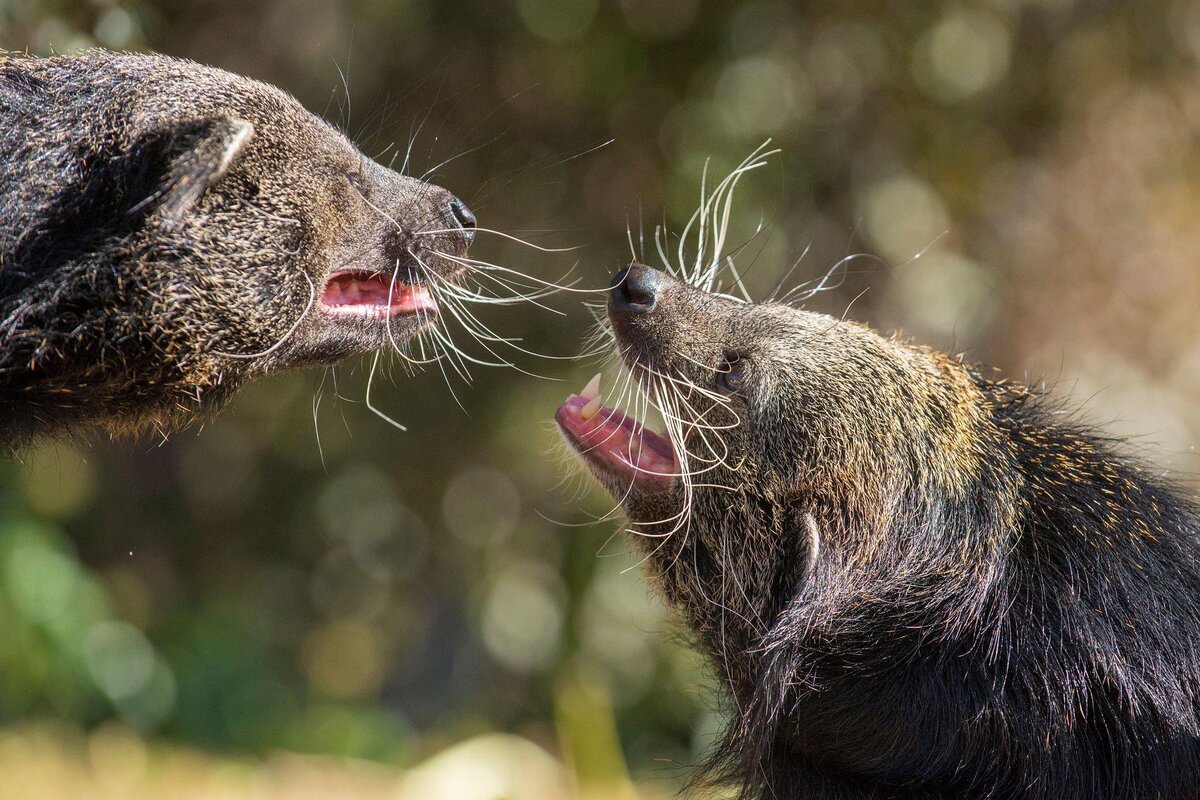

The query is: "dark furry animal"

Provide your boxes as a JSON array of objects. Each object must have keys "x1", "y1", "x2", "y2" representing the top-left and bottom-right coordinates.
[
  {"x1": 557, "y1": 262, "x2": 1200, "y2": 798},
  {"x1": 0, "y1": 51, "x2": 475, "y2": 448}
]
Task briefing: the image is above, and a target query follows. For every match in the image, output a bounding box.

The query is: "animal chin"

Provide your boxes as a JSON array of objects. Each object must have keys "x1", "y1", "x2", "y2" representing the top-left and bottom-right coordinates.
[
  {"x1": 319, "y1": 270, "x2": 438, "y2": 319},
  {"x1": 555, "y1": 375, "x2": 678, "y2": 494}
]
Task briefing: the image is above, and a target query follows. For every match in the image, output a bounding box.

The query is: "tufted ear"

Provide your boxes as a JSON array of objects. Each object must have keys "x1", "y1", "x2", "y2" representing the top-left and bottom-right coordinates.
[
  {"x1": 148, "y1": 116, "x2": 254, "y2": 225},
  {"x1": 783, "y1": 511, "x2": 822, "y2": 594},
  {"x1": 766, "y1": 511, "x2": 823, "y2": 626},
  {"x1": 798, "y1": 512, "x2": 821, "y2": 585}
]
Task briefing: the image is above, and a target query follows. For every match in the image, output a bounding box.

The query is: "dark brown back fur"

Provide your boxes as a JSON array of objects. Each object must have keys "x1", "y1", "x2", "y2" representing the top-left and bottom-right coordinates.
[{"x1": 587, "y1": 264, "x2": 1200, "y2": 799}]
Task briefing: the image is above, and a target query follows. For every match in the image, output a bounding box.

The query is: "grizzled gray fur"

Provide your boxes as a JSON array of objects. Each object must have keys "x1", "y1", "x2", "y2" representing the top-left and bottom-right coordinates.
[
  {"x1": 562, "y1": 263, "x2": 1200, "y2": 799},
  {"x1": 0, "y1": 51, "x2": 474, "y2": 449}
]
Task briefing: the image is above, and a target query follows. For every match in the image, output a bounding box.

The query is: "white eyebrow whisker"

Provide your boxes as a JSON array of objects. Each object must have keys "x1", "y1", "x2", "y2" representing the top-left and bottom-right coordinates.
[{"x1": 647, "y1": 141, "x2": 778, "y2": 300}]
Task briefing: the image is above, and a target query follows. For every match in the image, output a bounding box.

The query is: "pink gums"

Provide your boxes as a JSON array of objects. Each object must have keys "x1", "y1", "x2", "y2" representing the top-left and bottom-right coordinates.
[
  {"x1": 555, "y1": 394, "x2": 678, "y2": 490},
  {"x1": 320, "y1": 271, "x2": 437, "y2": 318}
]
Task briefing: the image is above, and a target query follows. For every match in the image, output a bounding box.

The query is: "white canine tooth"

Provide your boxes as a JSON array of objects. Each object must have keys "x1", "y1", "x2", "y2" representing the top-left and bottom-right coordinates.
[
  {"x1": 580, "y1": 395, "x2": 602, "y2": 421},
  {"x1": 580, "y1": 373, "x2": 602, "y2": 400}
]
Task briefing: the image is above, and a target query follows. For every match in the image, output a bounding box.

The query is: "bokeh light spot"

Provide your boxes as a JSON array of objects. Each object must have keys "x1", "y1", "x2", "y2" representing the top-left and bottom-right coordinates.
[
  {"x1": 84, "y1": 621, "x2": 157, "y2": 703},
  {"x1": 714, "y1": 54, "x2": 815, "y2": 137},
  {"x1": 576, "y1": 558, "x2": 664, "y2": 704},
  {"x1": 443, "y1": 465, "x2": 521, "y2": 547},
  {"x1": 914, "y1": 10, "x2": 1012, "y2": 102},
  {"x1": 94, "y1": 8, "x2": 138, "y2": 49},
  {"x1": 894, "y1": 251, "x2": 996, "y2": 339},
  {"x1": 861, "y1": 175, "x2": 952, "y2": 264},
  {"x1": 4, "y1": 534, "x2": 82, "y2": 625},
  {"x1": 481, "y1": 563, "x2": 564, "y2": 673}
]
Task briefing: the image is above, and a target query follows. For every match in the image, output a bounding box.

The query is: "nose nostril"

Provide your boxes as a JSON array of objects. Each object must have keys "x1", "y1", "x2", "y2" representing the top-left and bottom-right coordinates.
[
  {"x1": 610, "y1": 267, "x2": 629, "y2": 287},
  {"x1": 610, "y1": 263, "x2": 659, "y2": 312},
  {"x1": 449, "y1": 197, "x2": 476, "y2": 237}
]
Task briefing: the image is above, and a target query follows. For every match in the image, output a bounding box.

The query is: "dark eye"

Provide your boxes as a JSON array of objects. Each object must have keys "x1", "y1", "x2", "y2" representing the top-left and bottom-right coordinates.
[{"x1": 716, "y1": 352, "x2": 747, "y2": 395}]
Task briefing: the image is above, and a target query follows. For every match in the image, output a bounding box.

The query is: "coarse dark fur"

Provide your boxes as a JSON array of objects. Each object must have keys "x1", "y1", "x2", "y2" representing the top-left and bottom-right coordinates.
[
  {"x1": 576, "y1": 263, "x2": 1200, "y2": 798},
  {"x1": 0, "y1": 50, "x2": 473, "y2": 449}
]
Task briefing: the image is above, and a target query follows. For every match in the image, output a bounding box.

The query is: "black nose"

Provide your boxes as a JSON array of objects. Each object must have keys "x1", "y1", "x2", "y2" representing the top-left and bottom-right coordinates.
[
  {"x1": 610, "y1": 262, "x2": 661, "y2": 314},
  {"x1": 448, "y1": 197, "x2": 476, "y2": 242}
]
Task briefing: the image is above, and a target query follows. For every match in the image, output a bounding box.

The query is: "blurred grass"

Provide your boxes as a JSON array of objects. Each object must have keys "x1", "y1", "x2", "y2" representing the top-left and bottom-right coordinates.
[
  {"x1": 5, "y1": 677, "x2": 695, "y2": 800},
  {"x1": 1, "y1": 725, "x2": 622, "y2": 800}
]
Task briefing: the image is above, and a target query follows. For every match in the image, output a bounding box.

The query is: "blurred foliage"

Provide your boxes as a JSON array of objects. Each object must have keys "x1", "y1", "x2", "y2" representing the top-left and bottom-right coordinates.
[{"x1": 4, "y1": 0, "x2": 1200, "y2": 796}]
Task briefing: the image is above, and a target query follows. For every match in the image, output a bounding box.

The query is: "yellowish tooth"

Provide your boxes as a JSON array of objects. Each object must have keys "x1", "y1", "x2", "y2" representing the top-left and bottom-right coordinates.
[
  {"x1": 580, "y1": 395, "x2": 602, "y2": 421},
  {"x1": 580, "y1": 373, "x2": 602, "y2": 400}
]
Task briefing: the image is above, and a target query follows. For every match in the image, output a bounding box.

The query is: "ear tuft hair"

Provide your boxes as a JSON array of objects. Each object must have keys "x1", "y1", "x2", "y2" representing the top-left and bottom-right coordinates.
[{"x1": 152, "y1": 116, "x2": 253, "y2": 225}]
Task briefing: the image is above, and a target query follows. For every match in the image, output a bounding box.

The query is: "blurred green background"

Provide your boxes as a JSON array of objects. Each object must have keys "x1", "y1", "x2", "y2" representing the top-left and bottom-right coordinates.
[{"x1": 4, "y1": 0, "x2": 1200, "y2": 797}]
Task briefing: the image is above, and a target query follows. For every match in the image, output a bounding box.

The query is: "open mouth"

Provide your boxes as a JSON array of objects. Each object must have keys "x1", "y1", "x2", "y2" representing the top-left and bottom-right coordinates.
[
  {"x1": 320, "y1": 270, "x2": 438, "y2": 318},
  {"x1": 555, "y1": 373, "x2": 678, "y2": 492}
]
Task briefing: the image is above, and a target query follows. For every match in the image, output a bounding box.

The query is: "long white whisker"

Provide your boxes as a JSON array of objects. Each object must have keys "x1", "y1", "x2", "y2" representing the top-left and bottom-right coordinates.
[
  {"x1": 415, "y1": 226, "x2": 582, "y2": 253},
  {"x1": 365, "y1": 351, "x2": 407, "y2": 431},
  {"x1": 430, "y1": 250, "x2": 607, "y2": 295}
]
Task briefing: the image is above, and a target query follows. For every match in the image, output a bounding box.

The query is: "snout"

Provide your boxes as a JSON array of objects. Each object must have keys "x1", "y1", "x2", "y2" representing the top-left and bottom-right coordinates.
[{"x1": 610, "y1": 262, "x2": 665, "y2": 316}]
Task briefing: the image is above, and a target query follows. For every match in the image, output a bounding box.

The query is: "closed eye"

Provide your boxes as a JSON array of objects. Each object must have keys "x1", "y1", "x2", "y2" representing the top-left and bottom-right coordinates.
[{"x1": 716, "y1": 351, "x2": 747, "y2": 396}]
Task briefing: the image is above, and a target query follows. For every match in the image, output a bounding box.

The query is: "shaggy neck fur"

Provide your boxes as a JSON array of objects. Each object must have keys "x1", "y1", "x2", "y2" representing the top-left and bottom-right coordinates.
[{"x1": 630, "y1": 341, "x2": 1200, "y2": 799}]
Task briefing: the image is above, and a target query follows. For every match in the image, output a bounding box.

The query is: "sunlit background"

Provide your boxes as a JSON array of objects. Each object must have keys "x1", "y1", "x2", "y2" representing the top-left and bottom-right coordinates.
[{"x1": 4, "y1": 0, "x2": 1200, "y2": 797}]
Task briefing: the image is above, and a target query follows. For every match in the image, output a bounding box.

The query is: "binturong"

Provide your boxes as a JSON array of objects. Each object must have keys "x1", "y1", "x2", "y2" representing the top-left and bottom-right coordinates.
[
  {"x1": 557, "y1": 259, "x2": 1200, "y2": 798},
  {"x1": 0, "y1": 51, "x2": 476, "y2": 449}
]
